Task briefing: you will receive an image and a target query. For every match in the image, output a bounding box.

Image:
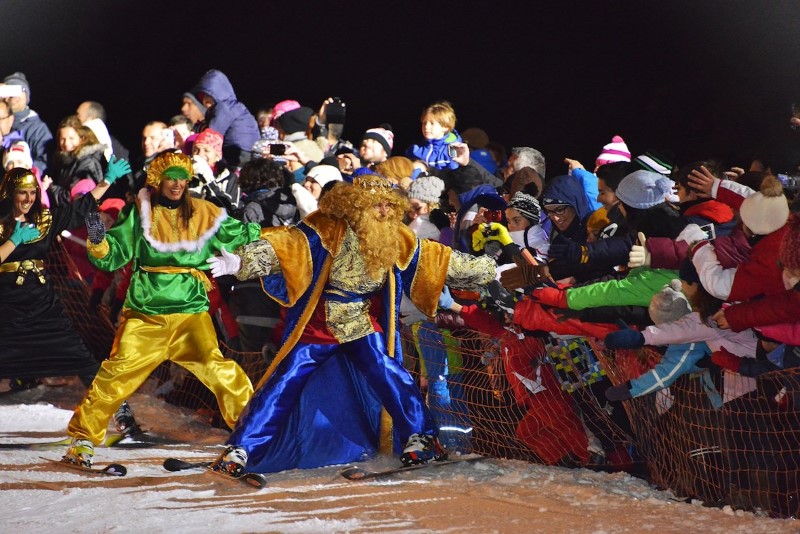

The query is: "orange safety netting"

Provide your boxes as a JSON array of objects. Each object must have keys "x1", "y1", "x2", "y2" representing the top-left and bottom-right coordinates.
[{"x1": 46, "y1": 238, "x2": 799, "y2": 518}]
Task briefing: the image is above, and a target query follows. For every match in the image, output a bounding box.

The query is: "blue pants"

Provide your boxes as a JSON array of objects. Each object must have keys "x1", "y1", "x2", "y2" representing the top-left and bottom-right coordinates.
[{"x1": 229, "y1": 332, "x2": 437, "y2": 466}]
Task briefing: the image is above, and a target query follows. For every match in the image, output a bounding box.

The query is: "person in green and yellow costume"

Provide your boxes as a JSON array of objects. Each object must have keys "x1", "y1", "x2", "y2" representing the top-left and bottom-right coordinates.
[{"x1": 63, "y1": 151, "x2": 259, "y2": 467}]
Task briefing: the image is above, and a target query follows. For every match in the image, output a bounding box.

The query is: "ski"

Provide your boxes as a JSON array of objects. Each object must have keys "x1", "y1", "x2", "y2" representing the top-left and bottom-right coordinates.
[
  {"x1": 0, "y1": 432, "x2": 177, "y2": 450},
  {"x1": 162, "y1": 457, "x2": 267, "y2": 489},
  {"x1": 340, "y1": 454, "x2": 485, "y2": 481},
  {"x1": 40, "y1": 456, "x2": 127, "y2": 477},
  {"x1": 0, "y1": 437, "x2": 72, "y2": 450}
]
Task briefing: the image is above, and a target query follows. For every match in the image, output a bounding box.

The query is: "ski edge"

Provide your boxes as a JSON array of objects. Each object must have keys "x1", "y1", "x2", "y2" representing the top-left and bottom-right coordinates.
[
  {"x1": 340, "y1": 454, "x2": 486, "y2": 481},
  {"x1": 39, "y1": 456, "x2": 127, "y2": 477}
]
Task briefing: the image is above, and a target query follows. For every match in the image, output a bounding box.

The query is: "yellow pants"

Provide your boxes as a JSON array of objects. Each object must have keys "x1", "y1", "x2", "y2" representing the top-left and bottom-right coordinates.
[{"x1": 68, "y1": 310, "x2": 254, "y2": 445}]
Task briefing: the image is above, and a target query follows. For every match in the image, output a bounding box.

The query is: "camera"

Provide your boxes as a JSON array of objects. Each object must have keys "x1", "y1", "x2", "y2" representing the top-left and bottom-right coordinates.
[
  {"x1": 268, "y1": 143, "x2": 286, "y2": 156},
  {"x1": 448, "y1": 145, "x2": 459, "y2": 159},
  {"x1": 484, "y1": 210, "x2": 503, "y2": 223},
  {"x1": 161, "y1": 129, "x2": 175, "y2": 147},
  {"x1": 698, "y1": 223, "x2": 716, "y2": 241},
  {"x1": 778, "y1": 173, "x2": 800, "y2": 191},
  {"x1": 326, "y1": 97, "x2": 346, "y2": 125}
]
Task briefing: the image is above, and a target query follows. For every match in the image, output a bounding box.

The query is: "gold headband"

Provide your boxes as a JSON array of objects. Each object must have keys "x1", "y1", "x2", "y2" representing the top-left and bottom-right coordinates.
[
  {"x1": 0, "y1": 169, "x2": 37, "y2": 201},
  {"x1": 145, "y1": 152, "x2": 194, "y2": 189}
]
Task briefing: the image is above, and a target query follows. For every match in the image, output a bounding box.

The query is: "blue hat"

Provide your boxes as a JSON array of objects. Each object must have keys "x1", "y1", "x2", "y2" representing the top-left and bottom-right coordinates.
[{"x1": 615, "y1": 170, "x2": 673, "y2": 209}]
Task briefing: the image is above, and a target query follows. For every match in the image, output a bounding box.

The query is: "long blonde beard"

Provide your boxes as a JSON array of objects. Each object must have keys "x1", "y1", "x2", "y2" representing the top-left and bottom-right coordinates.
[
  {"x1": 351, "y1": 210, "x2": 402, "y2": 280},
  {"x1": 318, "y1": 181, "x2": 408, "y2": 281}
]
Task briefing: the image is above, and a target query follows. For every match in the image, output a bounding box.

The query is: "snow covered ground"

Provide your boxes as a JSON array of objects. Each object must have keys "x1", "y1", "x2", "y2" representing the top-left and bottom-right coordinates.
[{"x1": 0, "y1": 381, "x2": 796, "y2": 534}]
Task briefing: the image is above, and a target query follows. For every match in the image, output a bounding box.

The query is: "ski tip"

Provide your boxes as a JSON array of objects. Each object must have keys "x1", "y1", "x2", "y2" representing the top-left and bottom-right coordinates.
[
  {"x1": 243, "y1": 473, "x2": 268, "y2": 488},
  {"x1": 103, "y1": 463, "x2": 127, "y2": 476},
  {"x1": 340, "y1": 466, "x2": 367, "y2": 480},
  {"x1": 163, "y1": 458, "x2": 188, "y2": 472}
]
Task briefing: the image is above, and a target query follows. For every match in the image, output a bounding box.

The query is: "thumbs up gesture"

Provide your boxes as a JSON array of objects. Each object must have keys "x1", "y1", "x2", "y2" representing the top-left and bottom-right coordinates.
[{"x1": 627, "y1": 232, "x2": 651, "y2": 268}]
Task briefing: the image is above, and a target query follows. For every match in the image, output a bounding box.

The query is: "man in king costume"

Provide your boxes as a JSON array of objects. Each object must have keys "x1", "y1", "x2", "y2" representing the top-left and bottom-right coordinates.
[{"x1": 206, "y1": 171, "x2": 496, "y2": 475}]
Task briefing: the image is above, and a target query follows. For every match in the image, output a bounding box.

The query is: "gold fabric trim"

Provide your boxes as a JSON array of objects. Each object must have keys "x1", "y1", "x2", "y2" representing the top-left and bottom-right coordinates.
[
  {"x1": 87, "y1": 238, "x2": 110, "y2": 259},
  {"x1": 236, "y1": 239, "x2": 280, "y2": 281},
  {"x1": 446, "y1": 250, "x2": 496, "y2": 290},
  {"x1": 140, "y1": 265, "x2": 213, "y2": 291}
]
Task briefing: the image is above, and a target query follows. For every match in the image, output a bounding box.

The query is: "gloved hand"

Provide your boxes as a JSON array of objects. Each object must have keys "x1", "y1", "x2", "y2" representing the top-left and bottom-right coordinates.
[
  {"x1": 104, "y1": 155, "x2": 132, "y2": 185},
  {"x1": 605, "y1": 382, "x2": 633, "y2": 402},
  {"x1": 483, "y1": 222, "x2": 513, "y2": 246},
  {"x1": 470, "y1": 225, "x2": 489, "y2": 253},
  {"x1": 499, "y1": 256, "x2": 552, "y2": 290},
  {"x1": 438, "y1": 285, "x2": 454, "y2": 310},
  {"x1": 192, "y1": 156, "x2": 214, "y2": 185},
  {"x1": 604, "y1": 320, "x2": 645, "y2": 349},
  {"x1": 206, "y1": 247, "x2": 241, "y2": 278},
  {"x1": 85, "y1": 211, "x2": 106, "y2": 244},
  {"x1": 530, "y1": 286, "x2": 568, "y2": 308},
  {"x1": 627, "y1": 232, "x2": 651, "y2": 268},
  {"x1": 9, "y1": 220, "x2": 40, "y2": 246},
  {"x1": 548, "y1": 238, "x2": 588, "y2": 263},
  {"x1": 676, "y1": 223, "x2": 707, "y2": 245},
  {"x1": 711, "y1": 346, "x2": 741, "y2": 372}
]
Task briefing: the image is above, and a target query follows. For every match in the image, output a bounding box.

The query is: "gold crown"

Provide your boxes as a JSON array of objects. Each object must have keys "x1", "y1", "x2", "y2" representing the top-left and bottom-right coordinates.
[
  {"x1": 352, "y1": 173, "x2": 393, "y2": 194},
  {"x1": 145, "y1": 152, "x2": 194, "y2": 189},
  {"x1": 0, "y1": 168, "x2": 38, "y2": 201}
]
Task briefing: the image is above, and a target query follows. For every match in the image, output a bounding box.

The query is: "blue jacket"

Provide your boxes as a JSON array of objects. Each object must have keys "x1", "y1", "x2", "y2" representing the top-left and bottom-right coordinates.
[
  {"x1": 11, "y1": 108, "x2": 53, "y2": 173},
  {"x1": 571, "y1": 168, "x2": 602, "y2": 213},
  {"x1": 406, "y1": 131, "x2": 462, "y2": 170},
  {"x1": 629, "y1": 342, "x2": 710, "y2": 397},
  {"x1": 192, "y1": 70, "x2": 260, "y2": 162}
]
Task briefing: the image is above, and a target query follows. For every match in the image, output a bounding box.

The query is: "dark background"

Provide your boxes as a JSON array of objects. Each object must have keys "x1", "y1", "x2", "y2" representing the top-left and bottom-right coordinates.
[{"x1": 2, "y1": 1, "x2": 800, "y2": 171}]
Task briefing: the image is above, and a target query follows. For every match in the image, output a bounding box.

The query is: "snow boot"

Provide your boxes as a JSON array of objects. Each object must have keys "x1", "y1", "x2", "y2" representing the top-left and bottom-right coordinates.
[
  {"x1": 211, "y1": 445, "x2": 248, "y2": 477},
  {"x1": 400, "y1": 433, "x2": 445, "y2": 466},
  {"x1": 63, "y1": 438, "x2": 94, "y2": 467},
  {"x1": 113, "y1": 401, "x2": 142, "y2": 436}
]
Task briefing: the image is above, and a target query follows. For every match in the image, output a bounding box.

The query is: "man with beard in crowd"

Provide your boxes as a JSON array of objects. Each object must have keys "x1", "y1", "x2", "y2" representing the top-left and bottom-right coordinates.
[{"x1": 205, "y1": 171, "x2": 496, "y2": 476}]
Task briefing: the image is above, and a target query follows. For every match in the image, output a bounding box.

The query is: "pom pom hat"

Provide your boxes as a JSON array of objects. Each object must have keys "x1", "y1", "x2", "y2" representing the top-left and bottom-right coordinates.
[
  {"x1": 595, "y1": 135, "x2": 631, "y2": 167},
  {"x1": 363, "y1": 127, "x2": 394, "y2": 157},
  {"x1": 649, "y1": 279, "x2": 692, "y2": 325},
  {"x1": 739, "y1": 175, "x2": 790, "y2": 236}
]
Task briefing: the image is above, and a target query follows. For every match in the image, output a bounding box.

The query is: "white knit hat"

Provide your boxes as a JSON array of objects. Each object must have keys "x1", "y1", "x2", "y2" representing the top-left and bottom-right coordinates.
[
  {"x1": 408, "y1": 174, "x2": 445, "y2": 204},
  {"x1": 648, "y1": 280, "x2": 692, "y2": 325},
  {"x1": 306, "y1": 164, "x2": 343, "y2": 188},
  {"x1": 595, "y1": 135, "x2": 631, "y2": 167},
  {"x1": 3, "y1": 141, "x2": 33, "y2": 169},
  {"x1": 739, "y1": 175, "x2": 789, "y2": 236}
]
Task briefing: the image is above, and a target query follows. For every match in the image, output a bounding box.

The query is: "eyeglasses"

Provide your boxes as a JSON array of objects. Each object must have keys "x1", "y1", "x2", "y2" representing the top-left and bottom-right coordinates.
[{"x1": 544, "y1": 205, "x2": 570, "y2": 217}]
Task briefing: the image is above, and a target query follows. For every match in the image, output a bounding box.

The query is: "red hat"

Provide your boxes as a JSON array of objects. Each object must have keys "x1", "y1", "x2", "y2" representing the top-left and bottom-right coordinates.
[
  {"x1": 99, "y1": 198, "x2": 126, "y2": 221},
  {"x1": 194, "y1": 128, "x2": 223, "y2": 157}
]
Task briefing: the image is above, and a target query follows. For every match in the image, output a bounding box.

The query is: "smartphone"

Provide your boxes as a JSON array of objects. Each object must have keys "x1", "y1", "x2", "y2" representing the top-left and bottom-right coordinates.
[
  {"x1": 326, "y1": 98, "x2": 346, "y2": 124},
  {"x1": 699, "y1": 223, "x2": 716, "y2": 241},
  {"x1": 268, "y1": 143, "x2": 286, "y2": 156},
  {"x1": 448, "y1": 145, "x2": 459, "y2": 158},
  {"x1": 161, "y1": 129, "x2": 175, "y2": 147}
]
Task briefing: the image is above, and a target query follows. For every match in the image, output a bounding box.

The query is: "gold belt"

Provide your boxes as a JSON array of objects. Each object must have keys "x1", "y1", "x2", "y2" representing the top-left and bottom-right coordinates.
[
  {"x1": 140, "y1": 265, "x2": 213, "y2": 291},
  {"x1": 0, "y1": 259, "x2": 46, "y2": 285}
]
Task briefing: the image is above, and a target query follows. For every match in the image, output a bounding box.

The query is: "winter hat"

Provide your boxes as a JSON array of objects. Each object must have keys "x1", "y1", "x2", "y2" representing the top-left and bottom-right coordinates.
[
  {"x1": 595, "y1": 135, "x2": 631, "y2": 167},
  {"x1": 648, "y1": 279, "x2": 692, "y2": 325},
  {"x1": 633, "y1": 149, "x2": 674, "y2": 176},
  {"x1": 194, "y1": 128, "x2": 224, "y2": 157},
  {"x1": 306, "y1": 164, "x2": 343, "y2": 188},
  {"x1": 277, "y1": 106, "x2": 313, "y2": 134},
  {"x1": 408, "y1": 174, "x2": 445, "y2": 205},
  {"x1": 679, "y1": 257, "x2": 701, "y2": 285},
  {"x1": 461, "y1": 127, "x2": 490, "y2": 149},
  {"x1": 615, "y1": 170, "x2": 673, "y2": 209},
  {"x1": 362, "y1": 126, "x2": 394, "y2": 157},
  {"x1": 3, "y1": 72, "x2": 30, "y2": 101},
  {"x1": 270, "y1": 99, "x2": 301, "y2": 127},
  {"x1": 508, "y1": 191, "x2": 541, "y2": 225},
  {"x1": 739, "y1": 175, "x2": 790, "y2": 236},
  {"x1": 182, "y1": 92, "x2": 206, "y2": 118},
  {"x1": 70, "y1": 178, "x2": 97, "y2": 200},
  {"x1": 779, "y1": 214, "x2": 800, "y2": 270},
  {"x1": 3, "y1": 141, "x2": 33, "y2": 169},
  {"x1": 99, "y1": 198, "x2": 127, "y2": 221}
]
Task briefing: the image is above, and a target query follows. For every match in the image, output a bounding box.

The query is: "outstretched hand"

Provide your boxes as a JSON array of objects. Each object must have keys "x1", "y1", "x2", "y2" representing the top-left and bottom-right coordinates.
[
  {"x1": 206, "y1": 247, "x2": 241, "y2": 278},
  {"x1": 85, "y1": 212, "x2": 106, "y2": 244},
  {"x1": 104, "y1": 155, "x2": 132, "y2": 185}
]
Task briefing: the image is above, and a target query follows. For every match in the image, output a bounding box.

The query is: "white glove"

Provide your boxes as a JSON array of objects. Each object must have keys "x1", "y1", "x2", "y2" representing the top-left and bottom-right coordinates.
[
  {"x1": 676, "y1": 223, "x2": 706, "y2": 244},
  {"x1": 206, "y1": 247, "x2": 241, "y2": 278},
  {"x1": 627, "y1": 232, "x2": 651, "y2": 268},
  {"x1": 192, "y1": 156, "x2": 214, "y2": 185}
]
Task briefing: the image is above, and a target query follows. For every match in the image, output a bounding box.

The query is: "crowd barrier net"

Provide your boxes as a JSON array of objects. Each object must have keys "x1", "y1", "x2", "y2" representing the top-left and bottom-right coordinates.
[{"x1": 47, "y1": 238, "x2": 798, "y2": 518}]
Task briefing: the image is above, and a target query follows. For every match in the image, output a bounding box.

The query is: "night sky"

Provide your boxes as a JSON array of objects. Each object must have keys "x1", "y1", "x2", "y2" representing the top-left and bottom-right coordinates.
[{"x1": 2, "y1": 1, "x2": 800, "y2": 170}]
